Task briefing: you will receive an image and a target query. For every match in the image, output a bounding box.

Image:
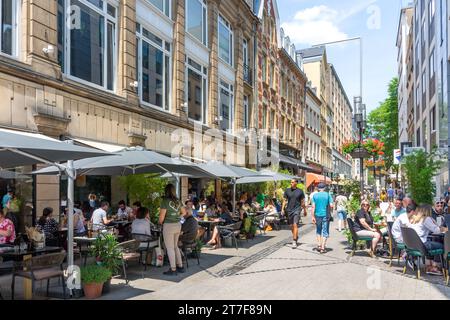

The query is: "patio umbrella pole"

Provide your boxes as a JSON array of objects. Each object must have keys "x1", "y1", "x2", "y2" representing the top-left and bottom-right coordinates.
[
  {"x1": 233, "y1": 178, "x2": 236, "y2": 214},
  {"x1": 65, "y1": 141, "x2": 75, "y2": 296}
]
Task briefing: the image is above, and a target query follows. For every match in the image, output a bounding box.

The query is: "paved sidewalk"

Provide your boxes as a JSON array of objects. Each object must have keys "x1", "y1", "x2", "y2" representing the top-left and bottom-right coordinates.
[{"x1": 101, "y1": 217, "x2": 450, "y2": 300}]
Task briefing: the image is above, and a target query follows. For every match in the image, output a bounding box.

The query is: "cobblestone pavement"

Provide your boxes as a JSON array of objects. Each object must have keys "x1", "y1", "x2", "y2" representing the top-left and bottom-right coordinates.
[{"x1": 101, "y1": 216, "x2": 450, "y2": 300}]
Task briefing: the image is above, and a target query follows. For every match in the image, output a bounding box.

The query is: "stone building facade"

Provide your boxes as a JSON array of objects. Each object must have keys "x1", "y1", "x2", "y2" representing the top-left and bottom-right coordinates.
[
  {"x1": 254, "y1": 0, "x2": 308, "y2": 176},
  {"x1": 0, "y1": 0, "x2": 259, "y2": 223}
]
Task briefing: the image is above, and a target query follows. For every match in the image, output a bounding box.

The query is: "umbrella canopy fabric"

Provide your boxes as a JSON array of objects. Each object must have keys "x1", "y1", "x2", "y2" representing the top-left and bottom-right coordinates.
[
  {"x1": 0, "y1": 128, "x2": 110, "y2": 168},
  {"x1": 33, "y1": 148, "x2": 216, "y2": 177},
  {"x1": 0, "y1": 169, "x2": 29, "y2": 180},
  {"x1": 196, "y1": 161, "x2": 259, "y2": 179},
  {"x1": 235, "y1": 170, "x2": 295, "y2": 184}
]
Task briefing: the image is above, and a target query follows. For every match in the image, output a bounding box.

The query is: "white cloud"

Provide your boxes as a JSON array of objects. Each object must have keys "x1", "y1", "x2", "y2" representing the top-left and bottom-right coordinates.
[{"x1": 281, "y1": 5, "x2": 349, "y2": 46}]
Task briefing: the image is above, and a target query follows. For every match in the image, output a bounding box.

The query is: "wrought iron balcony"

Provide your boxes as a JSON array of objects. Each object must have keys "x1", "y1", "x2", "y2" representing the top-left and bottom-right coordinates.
[{"x1": 243, "y1": 64, "x2": 253, "y2": 85}]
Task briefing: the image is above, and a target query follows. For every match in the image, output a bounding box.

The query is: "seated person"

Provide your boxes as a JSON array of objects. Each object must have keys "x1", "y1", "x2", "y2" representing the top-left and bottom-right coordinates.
[
  {"x1": 352, "y1": 201, "x2": 381, "y2": 258},
  {"x1": 205, "y1": 205, "x2": 237, "y2": 249},
  {"x1": 432, "y1": 199, "x2": 446, "y2": 227},
  {"x1": 91, "y1": 201, "x2": 113, "y2": 231},
  {"x1": 73, "y1": 207, "x2": 87, "y2": 236},
  {"x1": 391, "y1": 203, "x2": 416, "y2": 244},
  {"x1": 131, "y1": 207, "x2": 151, "y2": 236},
  {"x1": 185, "y1": 200, "x2": 199, "y2": 218},
  {"x1": 263, "y1": 198, "x2": 279, "y2": 229},
  {"x1": 117, "y1": 200, "x2": 133, "y2": 220},
  {"x1": 36, "y1": 207, "x2": 59, "y2": 246},
  {"x1": 410, "y1": 205, "x2": 448, "y2": 276},
  {"x1": 179, "y1": 206, "x2": 199, "y2": 246},
  {"x1": 0, "y1": 208, "x2": 15, "y2": 245}
]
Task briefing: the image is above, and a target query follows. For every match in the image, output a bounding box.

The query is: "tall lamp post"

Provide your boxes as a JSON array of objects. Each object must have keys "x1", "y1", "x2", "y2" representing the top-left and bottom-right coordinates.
[{"x1": 354, "y1": 101, "x2": 367, "y2": 196}]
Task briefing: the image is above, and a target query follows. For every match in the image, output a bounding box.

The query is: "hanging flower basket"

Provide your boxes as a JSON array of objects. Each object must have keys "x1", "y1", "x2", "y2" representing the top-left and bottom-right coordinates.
[{"x1": 342, "y1": 138, "x2": 385, "y2": 159}]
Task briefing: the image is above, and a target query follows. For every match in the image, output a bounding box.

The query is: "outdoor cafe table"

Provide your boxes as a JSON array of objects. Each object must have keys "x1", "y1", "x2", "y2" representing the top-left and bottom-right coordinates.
[
  {"x1": 0, "y1": 246, "x2": 63, "y2": 300},
  {"x1": 197, "y1": 219, "x2": 219, "y2": 242}
]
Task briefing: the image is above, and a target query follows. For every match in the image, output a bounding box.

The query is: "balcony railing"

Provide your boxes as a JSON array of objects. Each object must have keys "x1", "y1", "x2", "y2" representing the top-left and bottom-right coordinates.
[{"x1": 243, "y1": 64, "x2": 253, "y2": 85}]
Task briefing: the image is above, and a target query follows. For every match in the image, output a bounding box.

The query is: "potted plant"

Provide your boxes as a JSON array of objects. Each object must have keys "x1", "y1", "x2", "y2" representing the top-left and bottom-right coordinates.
[
  {"x1": 90, "y1": 234, "x2": 122, "y2": 293},
  {"x1": 81, "y1": 264, "x2": 112, "y2": 299}
]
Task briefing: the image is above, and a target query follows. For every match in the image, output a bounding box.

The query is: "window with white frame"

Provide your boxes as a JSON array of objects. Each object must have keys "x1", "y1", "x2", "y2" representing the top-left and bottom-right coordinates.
[
  {"x1": 186, "y1": 0, "x2": 207, "y2": 45},
  {"x1": 219, "y1": 79, "x2": 234, "y2": 132},
  {"x1": 186, "y1": 57, "x2": 207, "y2": 123},
  {"x1": 0, "y1": 0, "x2": 19, "y2": 57},
  {"x1": 218, "y1": 14, "x2": 233, "y2": 66},
  {"x1": 58, "y1": 0, "x2": 117, "y2": 91},
  {"x1": 148, "y1": 0, "x2": 170, "y2": 17},
  {"x1": 429, "y1": 49, "x2": 435, "y2": 78},
  {"x1": 136, "y1": 23, "x2": 171, "y2": 111}
]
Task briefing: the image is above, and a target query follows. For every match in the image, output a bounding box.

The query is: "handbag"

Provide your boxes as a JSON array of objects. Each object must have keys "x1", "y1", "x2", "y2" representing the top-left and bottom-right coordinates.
[
  {"x1": 151, "y1": 237, "x2": 164, "y2": 267},
  {"x1": 326, "y1": 198, "x2": 334, "y2": 223}
]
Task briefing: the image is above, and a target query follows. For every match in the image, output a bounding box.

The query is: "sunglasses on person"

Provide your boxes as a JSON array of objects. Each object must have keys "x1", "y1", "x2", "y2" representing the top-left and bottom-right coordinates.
[
  {"x1": 436, "y1": 202, "x2": 445, "y2": 205},
  {"x1": 362, "y1": 203, "x2": 370, "y2": 207}
]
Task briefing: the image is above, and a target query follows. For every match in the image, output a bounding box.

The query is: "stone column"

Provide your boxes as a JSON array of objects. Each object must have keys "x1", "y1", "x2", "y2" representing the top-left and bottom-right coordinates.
[
  {"x1": 173, "y1": 0, "x2": 186, "y2": 118},
  {"x1": 208, "y1": 0, "x2": 220, "y2": 129},
  {"x1": 118, "y1": 0, "x2": 139, "y2": 105},
  {"x1": 26, "y1": 0, "x2": 61, "y2": 78}
]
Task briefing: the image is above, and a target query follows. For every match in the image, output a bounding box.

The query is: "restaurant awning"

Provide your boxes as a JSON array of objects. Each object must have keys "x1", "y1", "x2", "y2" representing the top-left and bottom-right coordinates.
[
  {"x1": 33, "y1": 147, "x2": 215, "y2": 177},
  {"x1": 279, "y1": 154, "x2": 312, "y2": 171},
  {"x1": 306, "y1": 173, "x2": 332, "y2": 188},
  {"x1": 235, "y1": 170, "x2": 295, "y2": 184}
]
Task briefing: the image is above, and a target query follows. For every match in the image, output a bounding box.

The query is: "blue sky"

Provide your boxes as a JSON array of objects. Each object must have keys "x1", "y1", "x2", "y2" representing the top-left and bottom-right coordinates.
[{"x1": 278, "y1": 0, "x2": 408, "y2": 112}]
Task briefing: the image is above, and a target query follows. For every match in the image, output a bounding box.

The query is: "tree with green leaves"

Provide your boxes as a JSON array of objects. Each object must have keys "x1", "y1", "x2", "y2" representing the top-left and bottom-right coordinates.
[
  {"x1": 367, "y1": 78, "x2": 399, "y2": 173},
  {"x1": 119, "y1": 175, "x2": 167, "y2": 224},
  {"x1": 403, "y1": 149, "x2": 443, "y2": 205}
]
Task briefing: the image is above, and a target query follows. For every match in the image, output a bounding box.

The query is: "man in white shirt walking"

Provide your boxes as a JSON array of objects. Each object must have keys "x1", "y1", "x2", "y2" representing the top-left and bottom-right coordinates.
[{"x1": 335, "y1": 191, "x2": 348, "y2": 232}]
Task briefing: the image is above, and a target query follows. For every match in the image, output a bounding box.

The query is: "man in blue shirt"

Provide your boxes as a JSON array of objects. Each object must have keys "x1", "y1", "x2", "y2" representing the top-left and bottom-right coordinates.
[
  {"x1": 1, "y1": 189, "x2": 13, "y2": 209},
  {"x1": 387, "y1": 187, "x2": 395, "y2": 202},
  {"x1": 390, "y1": 198, "x2": 406, "y2": 220},
  {"x1": 312, "y1": 183, "x2": 333, "y2": 254}
]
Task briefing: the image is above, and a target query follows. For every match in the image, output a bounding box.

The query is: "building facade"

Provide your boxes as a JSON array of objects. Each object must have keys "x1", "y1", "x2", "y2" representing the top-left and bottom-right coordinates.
[
  {"x1": 397, "y1": 7, "x2": 415, "y2": 146},
  {"x1": 399, "y1": 0, "x2": 449, "y2": 195},
  {"x1": 329, "y1": 64, "x2": 353, "y2": 179},
  {"x1": 304, "y1": 86, "x2": 323, "y2": 173},
  {"x1": 297, "y1": 47, "x2": 334, "y2": 176},
  {"x1": 254, "y1": 0, "x2": 308, "y2": 176},
  {"x1": 0, "y1": 0, "x2": 260, "y2": 226}
]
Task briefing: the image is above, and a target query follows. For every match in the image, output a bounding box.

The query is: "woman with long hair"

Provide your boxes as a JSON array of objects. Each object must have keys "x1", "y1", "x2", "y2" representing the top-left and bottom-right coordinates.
[
  {"x1": 159, "y1": 184, "x2": 183, "y2": 276},
  {"x1": 0, "y1": 207, "x2": 15, "y2": 245},
  {"x1": 37, "y1": 207, "x2": 59, "y2": 246},
  {"x1": 410, "y1": 204, "x2": 448, "y2": 275}
]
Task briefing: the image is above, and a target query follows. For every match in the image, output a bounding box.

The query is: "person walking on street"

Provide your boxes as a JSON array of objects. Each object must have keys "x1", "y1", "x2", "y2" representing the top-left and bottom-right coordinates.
[
  {"x1": 282, "y1": 179, "x2": 306, "y2": 248},
  {"x1": 335, "y1": 191, "x2": 348, "y2": 232},
  {"x1": 312, "y1": 183, "x2": 334, "y2": 254}
]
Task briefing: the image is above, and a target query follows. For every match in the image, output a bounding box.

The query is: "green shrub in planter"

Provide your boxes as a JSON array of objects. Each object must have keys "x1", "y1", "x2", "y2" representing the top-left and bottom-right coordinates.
[{"x1": 81, "y1": 264, "x2": 112, "y2": 284}]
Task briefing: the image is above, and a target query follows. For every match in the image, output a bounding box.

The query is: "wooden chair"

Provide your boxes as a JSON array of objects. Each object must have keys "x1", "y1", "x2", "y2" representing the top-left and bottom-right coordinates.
[
  {"x1": 11, "y1": 251, "x2": 66, "y2": 300},
  {"x1": 117, "y1": 240, "x2": 141, "y2": 284}
]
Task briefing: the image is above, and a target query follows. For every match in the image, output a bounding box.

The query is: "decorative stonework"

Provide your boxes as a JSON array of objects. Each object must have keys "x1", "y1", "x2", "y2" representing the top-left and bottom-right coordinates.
[
  {"x1": 33, "y1": 113, "x2": 70, "y2": 138},
  {"x1": 128, "y1": 133, "x2": 147, "y2": 147}
]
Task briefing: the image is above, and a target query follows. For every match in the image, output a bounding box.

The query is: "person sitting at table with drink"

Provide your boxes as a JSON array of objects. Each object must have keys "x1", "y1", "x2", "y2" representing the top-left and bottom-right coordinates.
[
  {"x1": 185, "y1": 200, "x2": 199, "y2": 218},
  {"x1": 352, "y1": 201, "x2": 381, "y2": 258},
  {"x1": 205, "y1": 204, "x2": 237, "y2": 249},
  {"x1": 36, "y1": 207, "x2": 59, "y2": 246},
  {"x1": 91, "y1": 201, "x2": 113, "y2": 231},
  {"x1": 131, "y1": 207, "x2": 151, "y2": 236},
  {"x1": 117, "y1": 200, "x2": 133, "y2": 220},
  {"x1": 179, "y1": 206, "x2": 199, "y2": 247},
  {"x1": 263, "y1": 198, "x2": 279, "y2": 230},
  {"x1": 410, "y1": 204, "x2": 448, "y2": 276},
  {"x1": 0, "y1": 207, "x2": 15, "y2": 245}
]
